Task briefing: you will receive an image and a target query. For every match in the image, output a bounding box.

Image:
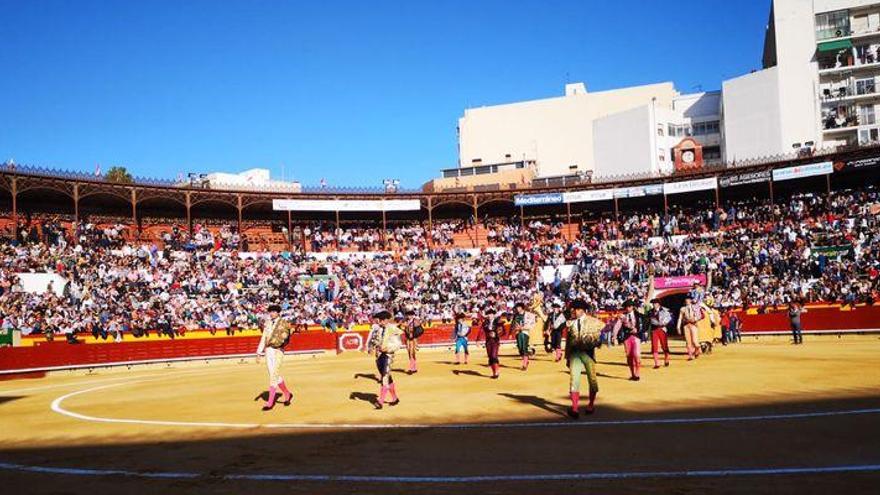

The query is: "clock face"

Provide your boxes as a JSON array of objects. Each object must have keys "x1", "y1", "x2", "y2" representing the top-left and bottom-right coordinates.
[{"x1": 682, "y1": 150, "x2": 695, "y2": 163}]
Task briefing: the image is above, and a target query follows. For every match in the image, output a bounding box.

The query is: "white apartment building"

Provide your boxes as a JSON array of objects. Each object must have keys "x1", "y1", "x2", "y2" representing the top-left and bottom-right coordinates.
[
  {"x1": 454, "y1": 81, "x2": 721, "y2": 181},
  {"x1": 812, "y1": 0, "x2": 880, "y2": 146},
  {"x1": 592, "y1": 91, "x2": 722, "y2": 177},
  {"x1": 724, "y1": 0, "x2": 880, "y2": 162},
  {"x1": 457, "y1": 82, "x2": 677, "y2": 179},
  {"x1": 447, "y1": 0, "x2": 880, "y2": 184}
]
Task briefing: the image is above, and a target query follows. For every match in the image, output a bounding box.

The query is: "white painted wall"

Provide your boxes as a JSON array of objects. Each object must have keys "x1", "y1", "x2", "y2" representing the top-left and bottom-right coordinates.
[
  {"x1": 674, "y1": 92, "x2": 722, "y2": 119},
  {"x1": 773, "y1": 0, "x2": 822, "y2": 149},
  {"x1": 593, "y1": 104, "x2": 656, "y2": 178},
  {"x1": 722, "y1": 68, "x2": 785, "y2": 161},
  {"x1": 458, "y1": 82, "x2": 677, "y2": 178},
  {"x1": 592, "y1": 94, "x2": 722, "y2": 178}
]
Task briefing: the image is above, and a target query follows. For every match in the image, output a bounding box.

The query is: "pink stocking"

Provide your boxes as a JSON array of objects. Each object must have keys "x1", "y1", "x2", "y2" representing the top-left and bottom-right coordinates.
[
  {"x1": 277, "y1": 380, "x2": 292, "y2": 401},
  {"x1": 388, "y1": 382, "x2": 398, "y2": 401},
  {"x1": 266, "y1": 386, "x2": 277, "y2": 407}
]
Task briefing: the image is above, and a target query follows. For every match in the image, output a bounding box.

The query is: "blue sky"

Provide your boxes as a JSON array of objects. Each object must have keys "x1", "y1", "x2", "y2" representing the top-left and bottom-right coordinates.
[{"x1": 0, "y1": 0, "x2": 769, "y2": 188}]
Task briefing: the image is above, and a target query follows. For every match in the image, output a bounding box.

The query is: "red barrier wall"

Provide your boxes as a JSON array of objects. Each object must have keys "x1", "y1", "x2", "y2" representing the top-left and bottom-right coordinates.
[
  {"x1": 0, "y1": 332, "x2": 337, "y2": 373},
  {"x1": 335, "y1": 325, "x2": 465, "y2": 352},
  {"x1": 739, "y1": 304, "x2": 880, "y2": 333},
  {"x1": 2, "y1": 305, "x2": 878, "y2": 374}
]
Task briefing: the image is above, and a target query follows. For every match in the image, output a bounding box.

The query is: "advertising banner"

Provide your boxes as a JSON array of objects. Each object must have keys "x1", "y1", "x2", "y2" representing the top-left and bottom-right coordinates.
[
  {"x1": 613, "y1": 184, "x2": 664, "y2": 198},
  {"x1": 653, "y1": 274, "x2": 707, "y2": 289},
  {"x1": 811, "y1": 245, "x2": 852, "y2": 257},
  {"x1": 272, "y1": 199, "x2": 421, "y2": 212},
  {"x1": 662, "y1": 177, "x2": 718, "y2": 196},
  {"x1": 562, "y1": 188, "x2": 614, "y2": 203},
  {"x1": 514, "y1": 193, "x2": 564, "y2": 207},
  {"x1": 771, "y1": 161, "x2": 833, "y2": 182},
  {"x1": 719, "y1": 170, "x2": 772, "y2": 187},
  {"x1": 834, "y1": 156, "x2": 880, "y2": 172}
]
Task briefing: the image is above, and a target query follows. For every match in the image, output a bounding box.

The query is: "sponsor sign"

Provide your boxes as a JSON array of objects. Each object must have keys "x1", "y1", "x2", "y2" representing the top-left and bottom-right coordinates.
[
  {"x1": 613, "y1": 184, "x2": 664, "y2": 198},
  {"x1": 337, "y1": 332, "x2": 364, "y2": 353},
  {"x1": 771, "y1": 161, "x2": 833, "y2": 182},
  {"x1": 514, "y1": 193, "x2": 564, "y2": 207},
  {"x1": 273, "y1": 199, "x2": 421, "y2": 212},
  {"x1": 662, "y1": 177, "x2": 718, "y2": 196},
  {"x1": 719, "y1": 170, "x2": 772, "y2": 187},
  {"x1": 834, "y1": 156, "x2": 880, "y2": 172},
  {"x1": 653, "y1": 274, "x2": 707, "y2": 290},
  {"x1": 562, "y1": 188, "x2": 614, "y2": 203},
  {"x1": 811, "y1": 245, "x2": 852, "y2": 257}
]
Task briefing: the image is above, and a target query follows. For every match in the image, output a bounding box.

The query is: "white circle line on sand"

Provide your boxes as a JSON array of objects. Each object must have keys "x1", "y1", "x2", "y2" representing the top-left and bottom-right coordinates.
[
  {"x1": 0, "y1": 363, "x2": 244, "y2": 396},
  {"x1": 50, "y1": 380, "x2": 880, "y2": 430},
  {"x1": 1, "y1": 373, "x2": 188, "y2": 396},
  {"x1": 0, "y1": 460, "x2": 878, "y2": 482}
]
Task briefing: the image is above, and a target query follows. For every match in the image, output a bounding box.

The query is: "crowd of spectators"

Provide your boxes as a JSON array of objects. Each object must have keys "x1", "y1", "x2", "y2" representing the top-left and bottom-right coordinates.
[{"x1": 0, "y1": 185, "x2": 878, "y2": 341}]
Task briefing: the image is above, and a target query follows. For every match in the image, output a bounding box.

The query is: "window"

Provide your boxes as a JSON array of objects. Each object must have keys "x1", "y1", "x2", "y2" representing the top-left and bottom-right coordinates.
[
  {"x1": 442, "y1": 170, "x2": 459, "y2": 178},
  {"x1": 853, "y1": 14, "x2": 868, "y2": 34},
  {"x1": 859, "y1": 104, "x2": 876, "y2": 125},
  {"x1": 856, "y1": 77, "x2": 876, "y2": 95},
  {"x1": 668, "y1": 124, "x2": 675, "y2": 136},
  {"x1": 856, "y1": 45, "x2": 876, "y2": 65},
  {"x1": 859, "y1": 127, "x2": 879, "y2": 144},
  {"x1": 704, "y1": 146, "x2": 721, "y2": 161},
  {"x1": 475, "y1": 166, "x2": 491, "y2": 175},
  {"x1": 853, "y1": 13, "x2": 880, "y2": 34},
  {"x1": 657, "y1": 125, "x2": 664, "y2": 136},
  {"x1": 816, "y1": 10, "x2": 850, "y2": 40},
  {"x1": 471, "y1": 158, "x2": 482, "y2": 164},
  {"x1": 692, "y1": 121, "x2": 719, "y2": 135}
]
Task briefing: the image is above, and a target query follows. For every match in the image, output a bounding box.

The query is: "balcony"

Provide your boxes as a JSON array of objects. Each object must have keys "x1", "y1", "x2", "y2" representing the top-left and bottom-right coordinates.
[
  {"x1": 817, "y1": 27, "x2": 851, "y2": 42},
  {"x1": 818, "y1": 23, "x2": 880, "y2": 43},
  {"x1": 820, "y1": 81, "x2": 878, "y2": 102},
  {"x1": 822, "y1": 114, "x2": 860, "y2": 133},
  {"x1": 817, "y1": 42, "x2": 880, "y2": 75}
]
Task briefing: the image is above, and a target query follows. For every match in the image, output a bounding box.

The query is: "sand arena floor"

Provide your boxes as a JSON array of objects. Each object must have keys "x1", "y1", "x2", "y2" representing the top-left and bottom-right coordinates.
[{"x1": 1, "y1": 335, "x2": 879, "y2": 494}]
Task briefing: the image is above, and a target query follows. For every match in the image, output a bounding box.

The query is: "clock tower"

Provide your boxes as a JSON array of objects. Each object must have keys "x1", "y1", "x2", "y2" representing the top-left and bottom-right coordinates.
[{"x1": 673, "y1": 137, "x2": 704, "y2": 171}]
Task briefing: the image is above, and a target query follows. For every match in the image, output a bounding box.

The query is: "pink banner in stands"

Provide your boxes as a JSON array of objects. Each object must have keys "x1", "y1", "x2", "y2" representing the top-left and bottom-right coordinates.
[{"x1": 654, "y1": 274, "x2": 707, "y2": 289}]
